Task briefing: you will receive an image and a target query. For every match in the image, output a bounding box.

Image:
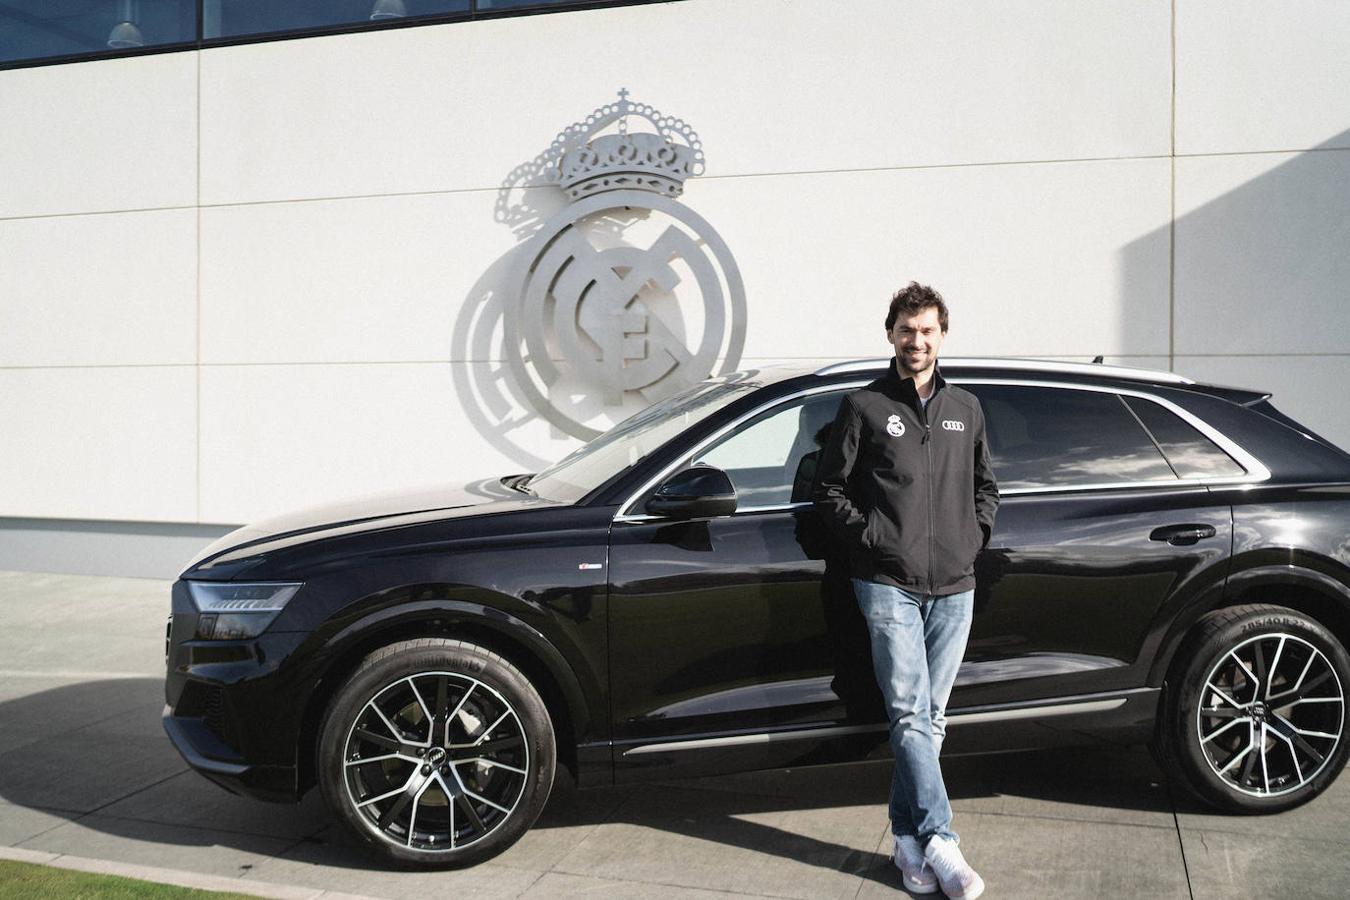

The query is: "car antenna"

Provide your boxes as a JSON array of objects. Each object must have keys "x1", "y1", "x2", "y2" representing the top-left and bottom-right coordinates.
[{"x1": 1091, "y1": 355, "x2": 1104, "y2": 364}]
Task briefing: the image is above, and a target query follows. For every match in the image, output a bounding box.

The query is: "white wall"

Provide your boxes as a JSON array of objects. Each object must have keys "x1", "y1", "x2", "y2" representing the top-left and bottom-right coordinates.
[{"x1": 1, "y1": 0, "x2": 1347, "y2": 529}]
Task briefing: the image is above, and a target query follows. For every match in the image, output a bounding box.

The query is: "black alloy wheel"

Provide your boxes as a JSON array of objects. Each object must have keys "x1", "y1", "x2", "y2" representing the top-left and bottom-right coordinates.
[
  {"x1": 317, "y1": 638, "x2": 556, "y2": 867},
  {"x1": 1158, "y1": 604, "x2": 1350, "y2": 812}
]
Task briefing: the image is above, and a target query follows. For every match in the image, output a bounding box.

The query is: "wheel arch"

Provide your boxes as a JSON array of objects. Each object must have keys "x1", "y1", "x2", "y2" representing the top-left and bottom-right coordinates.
[
  {"x1": 295, "y1": 599, "x2": 593, "y2": 795},
  {"x1": 1149, "y1": 562, "x2": 1350, "y2": 687}
]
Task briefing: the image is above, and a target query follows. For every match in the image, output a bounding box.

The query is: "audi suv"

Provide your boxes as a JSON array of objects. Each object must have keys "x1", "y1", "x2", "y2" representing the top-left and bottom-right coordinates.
[{"x1": 164, "y1": 358, "x2": 1350, "y2": 867}]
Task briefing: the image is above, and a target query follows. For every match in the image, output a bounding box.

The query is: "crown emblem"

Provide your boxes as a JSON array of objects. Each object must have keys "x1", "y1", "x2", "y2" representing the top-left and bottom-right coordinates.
[{"x1": 555, "y1": 89, "x2": 705, "y2": 200}]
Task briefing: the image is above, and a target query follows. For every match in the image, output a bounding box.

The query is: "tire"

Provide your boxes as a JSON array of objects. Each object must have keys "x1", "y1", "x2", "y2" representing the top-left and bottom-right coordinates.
[
  {"x1": 1157, "y1": 604, "x2": 1350, "y2": 813},
  {"x1": 317, "y1": 638, "x2": 556, "y2": 867}
]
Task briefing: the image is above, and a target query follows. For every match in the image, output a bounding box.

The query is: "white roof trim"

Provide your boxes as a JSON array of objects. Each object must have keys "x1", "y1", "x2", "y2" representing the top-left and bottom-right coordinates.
[{"x1": 813, "y1": 356, "x2": 1194, "y2": 384}]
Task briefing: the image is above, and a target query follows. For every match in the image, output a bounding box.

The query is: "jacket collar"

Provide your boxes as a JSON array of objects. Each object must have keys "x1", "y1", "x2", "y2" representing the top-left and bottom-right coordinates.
[{"x1": 883, "y1": 356, "x2": 946, "y2": 403}]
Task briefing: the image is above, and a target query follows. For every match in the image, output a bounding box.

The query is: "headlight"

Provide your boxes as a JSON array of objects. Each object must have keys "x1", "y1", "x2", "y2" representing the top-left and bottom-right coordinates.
[{"x1": 187, "y1": 582, "x2": 302, "y2": 640}]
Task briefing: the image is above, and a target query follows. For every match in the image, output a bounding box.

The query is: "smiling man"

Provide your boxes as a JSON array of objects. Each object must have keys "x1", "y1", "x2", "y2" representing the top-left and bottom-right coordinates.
[{"x1": 813, "y1": 282, "x2": 999, "y2": 899}]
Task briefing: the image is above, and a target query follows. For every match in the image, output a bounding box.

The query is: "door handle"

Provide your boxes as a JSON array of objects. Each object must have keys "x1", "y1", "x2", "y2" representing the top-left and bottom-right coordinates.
[{"x1": 1149, "y1": 524, "x2": 1218, "y2": 546}]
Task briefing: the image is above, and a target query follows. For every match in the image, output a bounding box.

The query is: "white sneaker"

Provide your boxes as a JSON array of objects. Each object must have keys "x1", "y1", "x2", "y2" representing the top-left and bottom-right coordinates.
[
  {"x1": 893, "y1": 835, "x2": 939, "y2": 894},
  {"x1": 923, "y1": 836, "x2": 985, "y2": 900}
]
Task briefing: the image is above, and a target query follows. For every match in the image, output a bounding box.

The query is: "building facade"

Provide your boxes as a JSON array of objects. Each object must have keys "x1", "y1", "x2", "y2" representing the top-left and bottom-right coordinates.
[{"x1": 2, "y1": 0, "x2": 1348, "y2": 576}]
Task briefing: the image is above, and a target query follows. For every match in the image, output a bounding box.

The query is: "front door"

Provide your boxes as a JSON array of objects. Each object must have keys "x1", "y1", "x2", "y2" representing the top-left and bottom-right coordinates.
[{"x1": 606, "y1": 389, "x2": 885, "y2": 779}]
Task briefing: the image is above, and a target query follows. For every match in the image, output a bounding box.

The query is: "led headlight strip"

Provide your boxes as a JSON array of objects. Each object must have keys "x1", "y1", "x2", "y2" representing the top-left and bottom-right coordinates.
[{"x1": 187, "y1": 582, "x2": 302, "y2": 640}]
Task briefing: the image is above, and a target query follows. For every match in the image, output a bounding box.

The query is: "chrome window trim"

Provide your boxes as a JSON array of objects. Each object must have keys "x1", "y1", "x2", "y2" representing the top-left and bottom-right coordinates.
[
  {"x1": 814, "y1": 356, "x2": 1195, "y2": 384},
  {"x1": 614, "y1": 382, "x2": 864, "y2": 521},
  {"x1": 612, "y1": 377, "x2": 1270, "y2": 523},
  {"x1": 959, "y1": 379, "x2": 1271, "y2": 489}
]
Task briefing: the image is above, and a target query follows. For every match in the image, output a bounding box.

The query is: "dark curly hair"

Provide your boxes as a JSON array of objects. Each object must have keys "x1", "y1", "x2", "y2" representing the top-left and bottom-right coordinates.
[{"x1": 885, "y1": 282, "x2": 949, "y2": 333}]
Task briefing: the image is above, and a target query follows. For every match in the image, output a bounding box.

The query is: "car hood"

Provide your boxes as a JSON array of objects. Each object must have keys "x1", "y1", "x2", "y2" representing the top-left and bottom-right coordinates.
[{"x1": 184, "y1": 476, "x2": 539, "y2": 575}]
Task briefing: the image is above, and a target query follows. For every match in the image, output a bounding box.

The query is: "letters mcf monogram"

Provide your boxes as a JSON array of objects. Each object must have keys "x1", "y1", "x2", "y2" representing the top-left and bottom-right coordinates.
[{"x1": 503, "y1": 90, "x2": 746, "y2": 441}]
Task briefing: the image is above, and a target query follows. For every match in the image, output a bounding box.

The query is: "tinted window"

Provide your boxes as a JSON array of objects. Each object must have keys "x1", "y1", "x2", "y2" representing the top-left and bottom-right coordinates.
[
  {"x1": 967, "y1": 385, "x2": 1175, "y2": 490},
  {"x1": 527, "y1": 379, "x2": 759, "y2": 504},
  {"x1": 1123, "y1": 396, "x2": 1246, "y2": 478},
  {"x1": 204, "y1": 0, "x2": 470, "y2": 39},
  {"x1": 694, "y1": 392, "x2": 844, "y2": 508},
  {"x1": 0, "y1": 0, "x2": 196, "y2": 64}
]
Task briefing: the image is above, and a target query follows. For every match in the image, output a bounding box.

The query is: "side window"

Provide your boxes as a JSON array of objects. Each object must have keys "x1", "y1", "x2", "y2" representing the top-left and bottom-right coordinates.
[
  {"x1": 694, "y1": 392, "x2": 845, "y2": 508},
  {"x1": 1122, "y1": 396, "x2": 1246, "y2": 478},
  {"x1": 966, "y1": 385, "x2": 1175, "y2": 490}
]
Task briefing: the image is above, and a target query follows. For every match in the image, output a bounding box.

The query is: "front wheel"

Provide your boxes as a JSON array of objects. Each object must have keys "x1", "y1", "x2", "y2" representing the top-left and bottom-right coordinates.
[
  {"x1": 1158, "y1": 604, "x2": 1349, "y2": 812},
  {"x1": 317, "y1": 638, "x2": 555, "y2": 867}
]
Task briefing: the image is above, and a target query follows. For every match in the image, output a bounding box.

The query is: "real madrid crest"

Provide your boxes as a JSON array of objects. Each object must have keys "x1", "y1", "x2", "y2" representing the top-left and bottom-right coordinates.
[{"x1": 502, "y1": 90, "x2": 747, "y2": 441}]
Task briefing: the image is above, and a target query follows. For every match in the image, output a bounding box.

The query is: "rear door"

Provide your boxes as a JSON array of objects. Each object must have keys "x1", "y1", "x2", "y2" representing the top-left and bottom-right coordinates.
[{"x1": 954, "y1": 382, "x2": 1240, "y2": 716}]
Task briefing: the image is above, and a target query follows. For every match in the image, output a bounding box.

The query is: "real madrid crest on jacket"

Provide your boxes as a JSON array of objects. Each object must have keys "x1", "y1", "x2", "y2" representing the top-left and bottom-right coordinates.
[{"x1": 813, "y1": 362, "x2": 1000, "y2": 595}]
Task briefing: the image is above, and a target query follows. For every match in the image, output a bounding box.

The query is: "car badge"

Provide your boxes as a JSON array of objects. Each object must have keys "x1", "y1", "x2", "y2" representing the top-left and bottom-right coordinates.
[{"x1": 886, "y1": 414, "x2": 906, "y2": 437}]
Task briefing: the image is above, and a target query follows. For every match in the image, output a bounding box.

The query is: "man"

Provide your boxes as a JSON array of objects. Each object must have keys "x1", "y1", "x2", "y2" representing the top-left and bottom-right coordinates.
[{"x1": 813, "y1": 282, "x2": 998, "y2": 899}]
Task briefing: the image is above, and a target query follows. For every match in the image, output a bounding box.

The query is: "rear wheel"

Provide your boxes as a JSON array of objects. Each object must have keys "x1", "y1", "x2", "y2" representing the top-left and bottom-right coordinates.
[
  {"x1": 1158, "y1": 604, "x2": 1349, "y2": 812},
  {"x1": 317, "y1": 638, "x2": 555, "y2": 867}
]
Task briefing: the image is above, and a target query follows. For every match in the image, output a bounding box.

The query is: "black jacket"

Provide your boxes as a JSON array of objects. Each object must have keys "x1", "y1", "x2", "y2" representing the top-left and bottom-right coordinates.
[{"x1": 812, "y1": 361, "x2": 999, "y2": 595}]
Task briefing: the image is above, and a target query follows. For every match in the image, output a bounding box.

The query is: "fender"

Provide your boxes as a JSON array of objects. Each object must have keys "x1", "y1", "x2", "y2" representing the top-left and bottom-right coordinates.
[
  {"x1": 1225, "y1": 562, "x2": 1350, "y2": 606},
  {"x1": 1147, "y1": 560, "x2": 1350, "y2": 685},
  {"x1": 313, "y1": 596, "x2": 596, "y2": 741}
]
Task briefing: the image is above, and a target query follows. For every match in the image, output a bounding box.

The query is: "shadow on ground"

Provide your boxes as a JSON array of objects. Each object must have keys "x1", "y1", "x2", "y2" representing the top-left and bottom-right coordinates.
[{"x1": 0, "y1": 676, "x2": 1179, "y2": 887}]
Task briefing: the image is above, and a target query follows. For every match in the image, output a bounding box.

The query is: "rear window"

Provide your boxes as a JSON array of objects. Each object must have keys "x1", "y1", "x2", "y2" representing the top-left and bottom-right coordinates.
[
  {"x1": 967, "y1": 385, "x2": 1175, "y2": 490},
  {"x1": 1122, "y1": 397, "x2": 1246, "y2": 478}
]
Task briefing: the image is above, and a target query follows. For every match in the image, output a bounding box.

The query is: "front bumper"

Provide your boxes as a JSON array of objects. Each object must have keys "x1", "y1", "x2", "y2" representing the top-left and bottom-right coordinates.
[
  {"x1": 164, "y1": 580, "x2": 317, "y2": 802},
  {"x1": 161, "y1": 706, "x2": 297, "y2": 800}
]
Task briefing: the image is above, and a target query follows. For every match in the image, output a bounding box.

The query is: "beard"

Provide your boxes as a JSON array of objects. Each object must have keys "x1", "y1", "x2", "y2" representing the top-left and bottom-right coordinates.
[{"x1": 896, "y1": 351, "x2": 935, "y2": 375}]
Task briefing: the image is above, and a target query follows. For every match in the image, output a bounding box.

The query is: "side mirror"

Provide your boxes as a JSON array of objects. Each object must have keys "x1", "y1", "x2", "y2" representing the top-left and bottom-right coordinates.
[{"x1": 645, "y1": 466, "x2": 738, "y2": 519}]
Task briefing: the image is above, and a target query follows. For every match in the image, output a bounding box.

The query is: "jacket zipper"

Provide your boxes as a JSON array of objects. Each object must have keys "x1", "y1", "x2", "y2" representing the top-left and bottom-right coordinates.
[{"x1": 920, "y1": 391, "x2": 935, "y2": 594}]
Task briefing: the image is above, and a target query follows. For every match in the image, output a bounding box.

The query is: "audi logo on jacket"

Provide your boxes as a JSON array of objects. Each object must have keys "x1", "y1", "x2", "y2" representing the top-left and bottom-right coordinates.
[{"x1": 812, "y1": 361, "x2": 1000, "y2": 595}]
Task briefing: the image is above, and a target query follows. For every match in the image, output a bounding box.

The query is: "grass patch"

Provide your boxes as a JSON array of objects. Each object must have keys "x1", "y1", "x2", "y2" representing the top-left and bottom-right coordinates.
[{"x1": 0, "y1": 859, "x2": 265, "y2": 899}]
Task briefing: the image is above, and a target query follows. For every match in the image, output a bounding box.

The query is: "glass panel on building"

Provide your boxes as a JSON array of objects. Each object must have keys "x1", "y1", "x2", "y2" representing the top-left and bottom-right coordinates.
[
  {"x1": 695, "y1": 392, "x2": 844, "y2": 508},
  {"x1": 0, "y1": 0, "x2": 195, "y2": 65},
  {"x1": 967, "y1": 385, "x2": 1176, "y2": 490},
  {"x1": 475, "y1": 0, "x2": 586, "y2": 9},
  {"x1": 1122, "y1": 396, "x2": 1246, "y2": 478},
  {"x1": 203, "y1": 0, "x2": 470, "y2": 40}
]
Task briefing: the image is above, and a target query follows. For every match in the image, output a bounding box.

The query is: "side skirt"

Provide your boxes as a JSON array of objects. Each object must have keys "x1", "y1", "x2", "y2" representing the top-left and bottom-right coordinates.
[{"x1": 609, "y1": 688, "x2": 1161, "y2": 782}]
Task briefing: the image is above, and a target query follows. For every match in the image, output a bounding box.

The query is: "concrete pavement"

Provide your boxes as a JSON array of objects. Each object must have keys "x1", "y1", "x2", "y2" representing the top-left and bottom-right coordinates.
[{"x1": 1, "y1": 569, "x2": 1347, "y2": 899}]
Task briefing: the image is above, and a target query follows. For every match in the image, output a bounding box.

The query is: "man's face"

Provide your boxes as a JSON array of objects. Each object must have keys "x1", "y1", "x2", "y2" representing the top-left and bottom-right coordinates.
[{"x1": 887, "y1": 307, "x2": 946, "y2": 376}]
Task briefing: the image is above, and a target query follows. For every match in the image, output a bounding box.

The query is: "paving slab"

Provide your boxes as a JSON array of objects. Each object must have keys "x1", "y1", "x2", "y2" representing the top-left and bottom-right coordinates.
[
  {"x1": 550, "y1": 782, "x2": 885, "y2": 900},
  {"x1": 13, "y1": 813, "x2": 294, "y2": 878},
  {"x1": 0, "y1": 676, "x2": 155, "y2": 756},
  {"x1": 1181, "y1": 827, "x2": 1350, "y2": 900},
  {"x1": 242, "y1": 823, "x2": 545, "y2": 899},
  {"x1": 944, "y1": 745, "x2": 1179, "y2": 829},
  {"x1": 97, "y1": 770, "x2": 332, "y2": 841},
  {"x1": 0, "y1": 799, "x2": 72, "y2": 847},
  {"x1": 857, "y1": 809, "x2": 1191, "y2": 900},
  {"x1": 1175, "y1": 771, "x2": 1350, "y2": 843},
  {"x1": 0, "y1": 730, "x2": 185, "y2": 813},
  {"x1": 488, "y1": 782, "x2": 637, "y2": 873},
  {"x1": 518, "y1": 870, "x2": 758, "y2": 898},
  {"x1": 0, "y1": 571, "x2": 168, "y2": 675}
]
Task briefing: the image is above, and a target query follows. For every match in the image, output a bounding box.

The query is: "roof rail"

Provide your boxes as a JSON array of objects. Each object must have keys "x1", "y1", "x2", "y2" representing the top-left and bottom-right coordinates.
[{"x1": 813, "y1": 356, "x2": 1194, "y2": 384}]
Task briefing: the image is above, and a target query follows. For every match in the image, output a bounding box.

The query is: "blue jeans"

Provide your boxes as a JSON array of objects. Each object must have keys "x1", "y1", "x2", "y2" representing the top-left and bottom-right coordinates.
[{"x1": 852, "y1": 579, "x2": 974, "y2": 846}]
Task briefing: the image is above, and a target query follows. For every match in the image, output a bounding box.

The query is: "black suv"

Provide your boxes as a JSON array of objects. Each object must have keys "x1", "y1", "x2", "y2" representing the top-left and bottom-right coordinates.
[{"x1": 164, "y1": 358, "x2": 1350, "y2": 867}]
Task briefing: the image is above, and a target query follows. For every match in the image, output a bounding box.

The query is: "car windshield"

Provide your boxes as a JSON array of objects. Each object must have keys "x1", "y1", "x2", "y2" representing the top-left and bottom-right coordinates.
[{"x1": 525, "y1": 377, "x2": 762, "y2": 504}]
